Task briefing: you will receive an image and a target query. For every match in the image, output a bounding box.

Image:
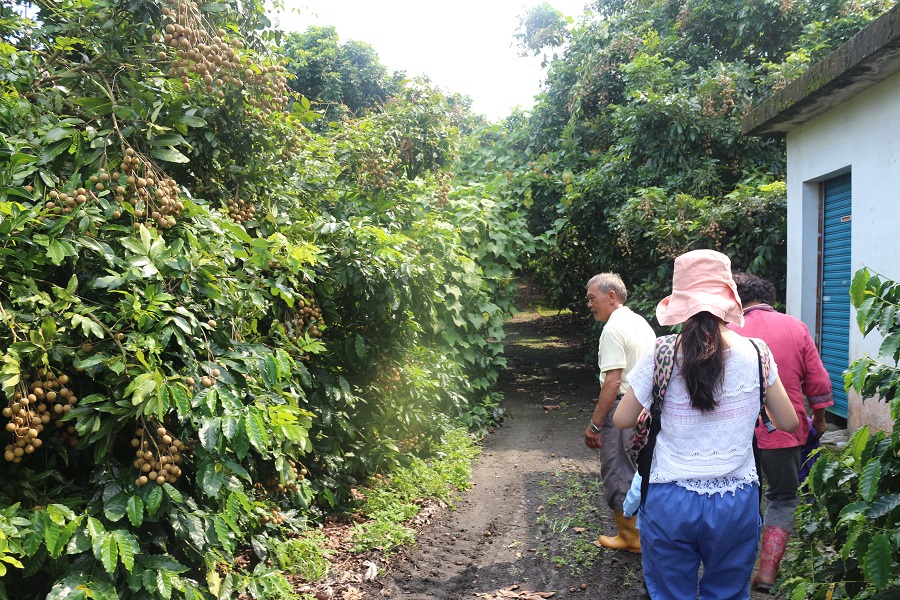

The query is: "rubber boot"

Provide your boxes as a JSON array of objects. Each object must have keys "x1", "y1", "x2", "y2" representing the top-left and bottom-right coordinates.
[
  {"x1": 596, "y1": 510, "x2": 641, "y2": 553},
  {"x1": 752, "y1": 525, "x2": 790, "y2": 593}
]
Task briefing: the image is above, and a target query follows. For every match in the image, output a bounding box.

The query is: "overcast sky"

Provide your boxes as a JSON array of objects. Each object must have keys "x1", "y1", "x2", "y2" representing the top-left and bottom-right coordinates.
[{"x1": 274, "y1": 1, "x2": 590, "y2": 120}]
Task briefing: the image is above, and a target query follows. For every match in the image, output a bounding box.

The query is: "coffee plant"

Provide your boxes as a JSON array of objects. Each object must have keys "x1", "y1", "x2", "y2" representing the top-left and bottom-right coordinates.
[
  {"x1": 779, "y1": 268, "x2": 900, "y2": 599},
  {"x1": 0, "y1": 0, "x2": 531, "y2": 597}
]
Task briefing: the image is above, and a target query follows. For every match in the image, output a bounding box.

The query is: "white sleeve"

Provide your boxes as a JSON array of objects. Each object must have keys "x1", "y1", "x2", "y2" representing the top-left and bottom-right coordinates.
[{"x1": 627, "y1": 345, "x2": 656, "y2": 410}]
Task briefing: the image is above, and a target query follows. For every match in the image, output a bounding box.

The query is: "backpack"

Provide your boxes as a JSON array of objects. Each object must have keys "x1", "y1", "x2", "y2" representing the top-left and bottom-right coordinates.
[{"x1": 631, "y1": 334, "x2": 771, "y2": 510}]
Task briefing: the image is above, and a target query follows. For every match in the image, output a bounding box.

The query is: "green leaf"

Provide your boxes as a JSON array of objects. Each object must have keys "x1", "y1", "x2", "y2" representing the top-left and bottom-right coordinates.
[
  {"x1": 867, "y1": 493, "x2": 900, "y2": 519},
  {"x1": 177, "y1": 115, "x2": 208, "y2": 127},
  {"x1": 213, "y1": 517, "x2": 232, "y2": 552},
  {"x1": 147, "y1": 134, "x2": 189, "y2": 147},
  {"x1": 199, "y1": 420, "x2": 218, "y2": 450},
  {"x1": 42, "y1": 518, "x2": 61, "y2": 557},
  {"x1": 47, "y1": 503, "x2": 75, "y2": 525},
  {"x1": 98, "y1": 533, "x2": 118, "y2": 574},
  {"x1": 104, "y1": 493, "x2": 128, "y2": 522},
  {"x1": 865, "y1": 532, "x2": 893, "y2": 590},
  {"x1": 221, "y1": 416, "x2": 240, "y2": 440},
  {"x1": 198, "y1": 460, "x2": 224, "y2": 497},
  {"x1": 878, "y1": 331, "x2": 900, "y2": 363},
  {"x1": 112, "y1": 530, "x2": 138, "y2": 573},
  {"x1": 150, "y1": 147, "x2": 191, "y2": 164},
  {"x1": 138, "y1": 555, "x2": 189, "y2": 572},
  {"x1": 88, "y1": 580, "x2": 118, "y2": 600},
  {"x1": 163, "y1": 483, "x2": 183, "y2": 503},
  {"x1": 157, "y1": 569, "x2": 173, "y2": 600},
  {"x1": 42, "y1": 127, "x2": 74, "y2": 144},
  {"x1": 126, "y1": 495, "x2": 144, "y2": 527},
  {"x1": 850, "y1": 267, "x2": 872, "y2": 307},
  {"x1": 39, "y1": 139, "x2": 71, "y2": 164},
  {"x1": 837, "y1": 501, "x2": 868, "y2": 526},
  {"x1": 859, "y1": 458, "x2": 882, "y2": 502},
  {"x1": 847, "y1": 426, "x2": 870, "y2": 464},
  {"x1": 145, "y1": 485, "x2": 163, "y2": 516},
  {"x1": 126, "y1": 373, "x2": 158, "y2": 406},
  {"x1": 73, "y1": 97, "x2": 113, "y2": 115},
  {"x1": 245, "y1": 411, "x2": 268, "y2": 451}
]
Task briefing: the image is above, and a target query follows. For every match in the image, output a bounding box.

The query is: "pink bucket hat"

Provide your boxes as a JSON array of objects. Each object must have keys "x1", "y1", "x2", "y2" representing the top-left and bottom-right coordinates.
[{"x1": 655, "y1": 249, "x2": 744, "y2": 327}]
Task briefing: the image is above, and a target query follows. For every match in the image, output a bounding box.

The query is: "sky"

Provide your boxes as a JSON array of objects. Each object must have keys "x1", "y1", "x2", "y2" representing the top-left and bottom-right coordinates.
[{"x1": 274, "y1": 0, "x2": 591, "y2": 121}]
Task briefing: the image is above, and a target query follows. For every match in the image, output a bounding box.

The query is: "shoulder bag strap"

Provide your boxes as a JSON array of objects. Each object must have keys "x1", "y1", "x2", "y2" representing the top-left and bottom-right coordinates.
[
  {"x1": 748, "y1": 338, "x2": 770, "y2": 514},
  {"x1": 638, "y1": 334, "x2": 678, "y2": 509}
]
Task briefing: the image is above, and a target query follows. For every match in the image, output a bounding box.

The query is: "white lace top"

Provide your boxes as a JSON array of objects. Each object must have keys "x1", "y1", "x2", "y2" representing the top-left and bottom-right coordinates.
[{"x1": 629, "y1": 336, "x2": 778, "y2": 496}]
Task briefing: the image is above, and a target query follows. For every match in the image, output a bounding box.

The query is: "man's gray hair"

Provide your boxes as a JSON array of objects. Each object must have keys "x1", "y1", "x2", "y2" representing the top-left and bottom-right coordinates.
[{"x1": 587, "y1": 273, "x2": 628, "y2": 303}]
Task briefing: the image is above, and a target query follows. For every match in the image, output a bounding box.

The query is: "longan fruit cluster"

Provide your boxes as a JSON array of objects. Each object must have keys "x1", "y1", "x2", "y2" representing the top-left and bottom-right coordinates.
[
  {"x1": 42, "y1": 186, "x2": 96, "y2": 217},
  {"x1": 280, "y1": 296, "x2": 325, "y2": 340},
  {"x1": 226, "y1": 197, "x2": 256, "y2": 224},
  {"x1": 131, "y1": 423, "x2": 186, "y2": 486},
  {"x1": 254, "y1": 461, "x2": 307, "y2": 495},
  {"x1": 114, "y1": 148, "x2": 184, "y2": 230},
  {"x1": 184, "y1": 365, "x2": 221, "y2": 393},
  {"x1": 373, "y1": 365, "x2": 402, "y2": 394},
  {"x1": 153, "y1": 0, "x2": 289, "y2": 114},
  {"x1": 155, "y1": 0, "x2": 245, "y2": 97},
  {"x1": 3, "y1": 370, "x2": 78, "y2": 462},
  {"x1": 358, "y1": 155, "x2": 396, "y2": 191},
  {"x1": 434, "y1": 170, "x2": 451, "y2": 207},
  {"x1": 242, "y1": 63, "x2": 290, "y2": 114},
  {"x1": 259, "y1": 505, "x2": 285, "y2": 525},
  {"x1": 397, "y1": 431, "x2": 426, "y2": 454},
  {"x1": 278, "y1": 132, "x2": 309, "y2": 161}
]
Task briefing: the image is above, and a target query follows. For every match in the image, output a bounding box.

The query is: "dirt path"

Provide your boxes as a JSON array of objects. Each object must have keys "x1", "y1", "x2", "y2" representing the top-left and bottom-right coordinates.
[{"x1": 355, "y1": 300, "x2": 648, "y2": 599}]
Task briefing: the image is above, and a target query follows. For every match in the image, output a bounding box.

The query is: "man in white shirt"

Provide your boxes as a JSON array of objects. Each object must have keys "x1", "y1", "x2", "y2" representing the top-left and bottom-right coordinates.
[{"x1": 584, "y1": 273, "x2": 656, "y2": 553}]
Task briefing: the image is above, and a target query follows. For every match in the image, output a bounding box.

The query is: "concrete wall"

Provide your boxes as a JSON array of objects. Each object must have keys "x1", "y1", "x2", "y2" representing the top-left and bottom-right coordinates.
[{"x1": 785, "y1": 70, "x2": 900, "y2": 433}]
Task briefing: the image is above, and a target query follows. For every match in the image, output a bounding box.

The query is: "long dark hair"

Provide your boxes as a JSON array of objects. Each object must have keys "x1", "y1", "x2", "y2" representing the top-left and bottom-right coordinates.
[{"x1": 676, "y1": 311, "x2": 725, "y2": 413}]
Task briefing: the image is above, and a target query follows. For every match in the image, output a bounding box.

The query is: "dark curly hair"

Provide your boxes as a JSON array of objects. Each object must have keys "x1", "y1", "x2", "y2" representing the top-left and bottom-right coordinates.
[{"x1": 733, "y1": 272, "x2": 776, "y2": 306}]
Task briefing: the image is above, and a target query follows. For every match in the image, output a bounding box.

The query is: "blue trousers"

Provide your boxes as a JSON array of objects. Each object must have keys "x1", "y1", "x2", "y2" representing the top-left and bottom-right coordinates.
[{"x1": 639, "y1": 482, "x2": 761, "y2": 600}]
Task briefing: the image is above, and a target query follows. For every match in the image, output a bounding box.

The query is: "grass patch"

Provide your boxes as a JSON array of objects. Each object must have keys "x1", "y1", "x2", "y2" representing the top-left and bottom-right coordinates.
[
  {"x1": 534, "y1": 469, "x2": 604, "y2": 574},
  {"x1": 350, "y1": 426, "x2": 481, "y2": 555},
  {"x1": 272, "y1": 530, "x2": 333, "y2": 582}
]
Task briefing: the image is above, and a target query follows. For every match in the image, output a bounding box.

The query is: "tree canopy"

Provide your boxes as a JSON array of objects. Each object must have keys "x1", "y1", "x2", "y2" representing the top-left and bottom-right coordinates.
[{"x1": 505, "y1": 0, "x2": 895, "y2": 314}]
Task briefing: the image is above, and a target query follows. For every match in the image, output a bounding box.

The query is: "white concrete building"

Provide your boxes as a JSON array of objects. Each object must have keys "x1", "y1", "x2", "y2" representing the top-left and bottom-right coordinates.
[{"x1": 743, "y1": 5, "x2": 900, "y2": 432}]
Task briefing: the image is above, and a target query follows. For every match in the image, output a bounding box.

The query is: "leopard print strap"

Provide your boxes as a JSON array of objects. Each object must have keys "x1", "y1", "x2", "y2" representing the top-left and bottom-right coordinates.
[{"x1": 628, "y1": 334, "x2": 678, "y2": 464}]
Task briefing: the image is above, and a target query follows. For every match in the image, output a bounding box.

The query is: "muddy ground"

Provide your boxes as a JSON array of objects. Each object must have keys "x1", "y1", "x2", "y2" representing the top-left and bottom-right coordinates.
[{"x1": 313, "y1": 289, "x2": 773, "y2": 599}]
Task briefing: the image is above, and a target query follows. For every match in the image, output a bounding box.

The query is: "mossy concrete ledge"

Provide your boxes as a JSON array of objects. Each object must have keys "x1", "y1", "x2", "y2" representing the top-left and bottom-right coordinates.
[{"x1": 743, "y1": 2, "x2": 900, "y2": 137}]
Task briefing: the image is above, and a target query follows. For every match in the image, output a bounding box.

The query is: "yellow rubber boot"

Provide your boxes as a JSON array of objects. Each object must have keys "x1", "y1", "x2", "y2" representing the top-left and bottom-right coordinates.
[{"x1": 596, "y1": 510, "x2": 641, "y2": 553}]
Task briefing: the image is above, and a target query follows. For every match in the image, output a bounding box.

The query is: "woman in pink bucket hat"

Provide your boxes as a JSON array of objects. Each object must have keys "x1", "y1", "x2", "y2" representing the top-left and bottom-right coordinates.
[{"x1": 613, "y1": 249, "x2": 798, "y2": 599}]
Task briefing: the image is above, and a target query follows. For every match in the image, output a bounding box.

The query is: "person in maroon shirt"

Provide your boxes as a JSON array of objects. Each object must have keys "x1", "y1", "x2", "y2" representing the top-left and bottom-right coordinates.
[{"x1": 729, "y1": 273, "x2": 833, "y2": 593}]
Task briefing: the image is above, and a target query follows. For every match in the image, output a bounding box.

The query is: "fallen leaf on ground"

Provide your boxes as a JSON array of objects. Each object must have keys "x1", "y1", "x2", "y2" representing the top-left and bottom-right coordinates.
[
  {"x1": 542, "y1": 405, "x2": 559, "y2": 411},
  {"x1": 475, "y1": 585, "x2": 555, "y2": 599},
  {"x1": 573, "y1": 527, "x2": 586, "y2": 533}
]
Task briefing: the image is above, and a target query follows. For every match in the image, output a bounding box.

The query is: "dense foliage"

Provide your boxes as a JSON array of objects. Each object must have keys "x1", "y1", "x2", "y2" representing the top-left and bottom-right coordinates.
[
  {"x1": 507, "y1": 0, "x2": 895, "y2": 312},
  {"x1": 280, "y1": 26, "x2": 404, "y2": 122},
  {"x1": 0, "y1": 0, "x2": 531, "y2": 597},
  {"x1": 781, "y1": 269, "x2": 900, "y2": 598}
]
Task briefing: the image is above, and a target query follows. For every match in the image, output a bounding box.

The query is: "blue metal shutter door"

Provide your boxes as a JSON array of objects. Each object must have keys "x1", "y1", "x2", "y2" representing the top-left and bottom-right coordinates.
[{"x1": 820, "y1": 173, "x2": 851, "y2": 418}]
